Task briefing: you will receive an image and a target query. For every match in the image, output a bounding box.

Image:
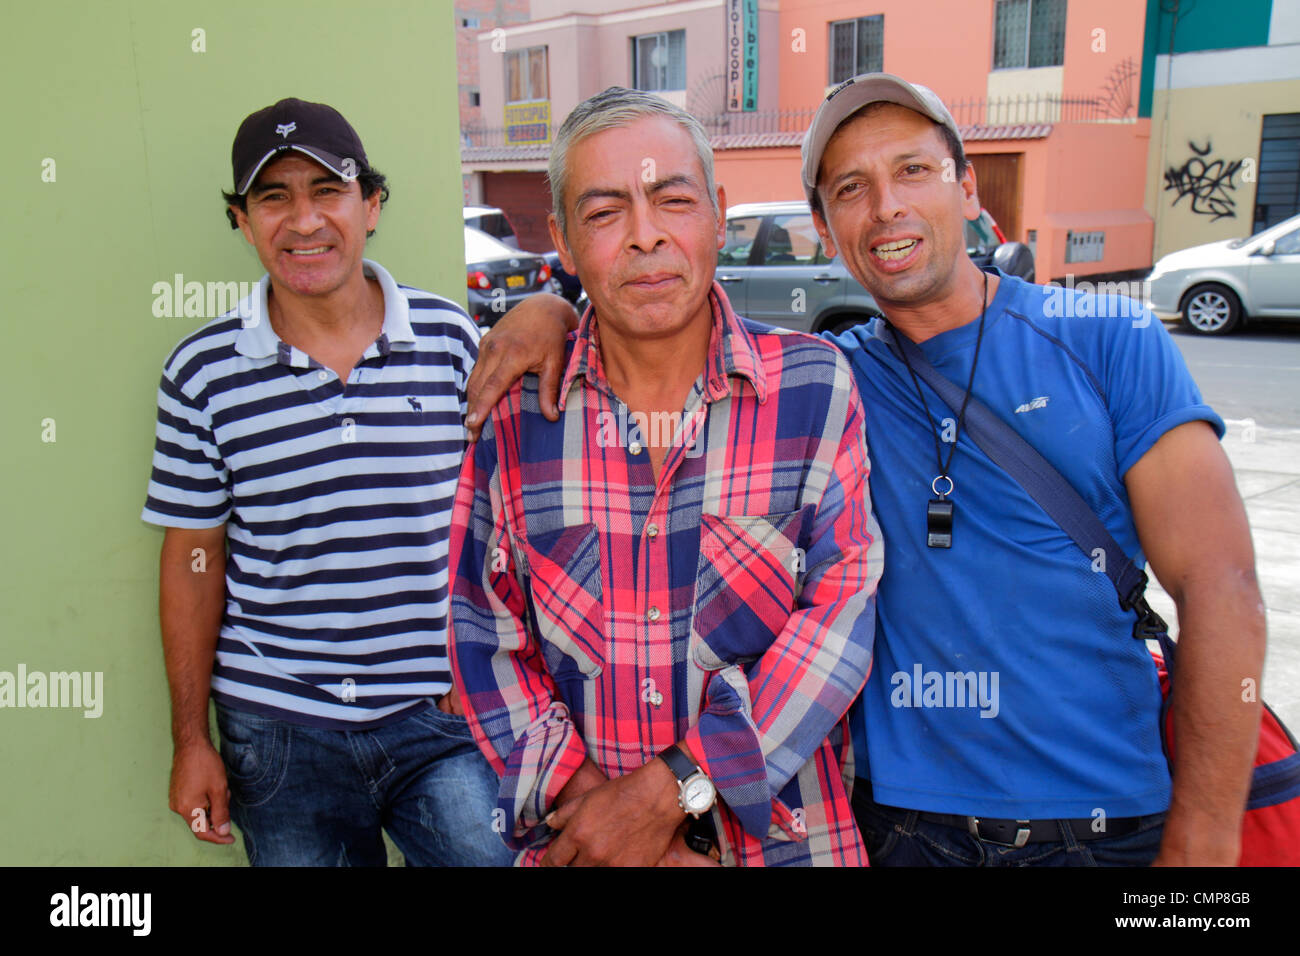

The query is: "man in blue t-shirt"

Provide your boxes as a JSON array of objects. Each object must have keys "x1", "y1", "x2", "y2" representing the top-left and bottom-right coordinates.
[{"x1": 466, "y1": 74, "x2": 1265, "y2": 867}]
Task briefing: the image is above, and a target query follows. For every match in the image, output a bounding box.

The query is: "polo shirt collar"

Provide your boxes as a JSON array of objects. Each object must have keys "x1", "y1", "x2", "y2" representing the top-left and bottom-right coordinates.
[
  {"x1": 234, "y1": 258, "x2": 414, "y2": 363},
  {"x1": 557, "y1": 280, "x2": 769, "y2": 410}
]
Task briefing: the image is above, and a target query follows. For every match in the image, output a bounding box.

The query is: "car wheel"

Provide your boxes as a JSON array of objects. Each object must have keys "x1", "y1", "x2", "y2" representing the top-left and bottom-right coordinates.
[{"x1": 1180, "y1": 284, "x2": 1241, "y2": 335}]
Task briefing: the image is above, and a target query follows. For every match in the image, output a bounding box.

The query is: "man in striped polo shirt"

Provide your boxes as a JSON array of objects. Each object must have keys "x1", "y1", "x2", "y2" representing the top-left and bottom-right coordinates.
[{"x1": 142, "y1": 98, "x2": 511, "y2": 866}]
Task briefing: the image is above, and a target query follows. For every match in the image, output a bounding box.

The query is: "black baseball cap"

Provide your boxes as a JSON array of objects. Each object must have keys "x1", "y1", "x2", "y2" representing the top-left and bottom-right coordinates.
[{"x1": 231, "y1": 97, "x2": 370, "y2": 195}]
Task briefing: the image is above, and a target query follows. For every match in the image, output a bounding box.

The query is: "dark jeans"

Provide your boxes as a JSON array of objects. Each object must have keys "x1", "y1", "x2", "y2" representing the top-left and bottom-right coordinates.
[
  {"x1": 216, "y1": 701, "x2": 514, "y2": 866},
  {"x1": 852, "y1": 779, "x2": 1165, "y2": 867}
]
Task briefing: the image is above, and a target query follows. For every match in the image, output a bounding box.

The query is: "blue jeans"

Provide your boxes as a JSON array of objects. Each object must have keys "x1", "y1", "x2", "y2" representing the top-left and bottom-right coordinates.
[
  {"x1": 215, "y1": 701, "x2": 514, "y2": 867},
  {"x1": 852, "y1": 781, "x2": 1165, "y2": 867}
]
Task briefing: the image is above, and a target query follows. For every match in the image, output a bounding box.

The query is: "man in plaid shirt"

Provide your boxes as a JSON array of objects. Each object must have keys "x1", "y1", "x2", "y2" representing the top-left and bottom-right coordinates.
[{"x1": 448, "y1": 88, "x2": 883, "y2": 866}]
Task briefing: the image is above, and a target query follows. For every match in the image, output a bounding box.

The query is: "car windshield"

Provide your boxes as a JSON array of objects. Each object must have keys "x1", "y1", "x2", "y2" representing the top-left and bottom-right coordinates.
[
  {"x1": 1226, "y1": 217, "x2": 1296, "y2": 249},
  {"x1": 464, "y1": 226, "x2": 515, "y2": 262},
  {"x1": 472, "y1": 213, "x2": 514, "y2": 242}
]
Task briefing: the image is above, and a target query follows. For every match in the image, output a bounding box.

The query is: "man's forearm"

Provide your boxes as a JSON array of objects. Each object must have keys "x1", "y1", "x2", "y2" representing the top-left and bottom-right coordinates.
[
  {"x1": 1159, "y1": 573, "x2": 1266, "y2": 864},
  {"x1": 159, "y1": 528, "x2": 227, "y2": 748},
  {"x1": 464, "y1": 293, "x2": 577, "y2": 437}
]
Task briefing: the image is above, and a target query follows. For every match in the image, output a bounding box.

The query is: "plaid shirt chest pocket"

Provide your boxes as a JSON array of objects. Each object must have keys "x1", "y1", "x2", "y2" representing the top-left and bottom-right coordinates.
[
  {"x1": 518, "y1": 523, "x2": 606, "y2": 680},
  {"x1": 691, "y1": 509, "x2": 808, "y2": 669}
]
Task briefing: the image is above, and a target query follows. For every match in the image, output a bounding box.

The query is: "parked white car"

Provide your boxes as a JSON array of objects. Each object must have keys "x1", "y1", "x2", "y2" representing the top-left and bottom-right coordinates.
[
  {"x1": 1145, "y1": 213, "x2": 1300, "y2": 335},
  {"x1": 463, "y1": 205, "x2": 519, "y2": 249}
]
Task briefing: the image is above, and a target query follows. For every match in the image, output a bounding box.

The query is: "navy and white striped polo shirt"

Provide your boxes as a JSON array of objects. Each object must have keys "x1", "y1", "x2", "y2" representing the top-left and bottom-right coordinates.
[{"x1": 142, "y1": 259, "x2": 479, "y2": 728}]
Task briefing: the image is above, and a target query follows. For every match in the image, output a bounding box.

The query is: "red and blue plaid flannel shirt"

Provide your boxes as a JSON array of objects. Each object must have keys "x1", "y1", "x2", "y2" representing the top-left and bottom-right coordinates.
[{"x1": 449, "y1": 283, "x2": 882, "y2": 865}]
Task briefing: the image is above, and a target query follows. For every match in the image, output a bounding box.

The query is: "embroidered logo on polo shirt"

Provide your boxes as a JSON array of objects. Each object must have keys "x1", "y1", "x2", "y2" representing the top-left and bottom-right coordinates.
[
  {"x1": 276, "y1": 122, "x2": 296, "y2": 138},
  {"x1": 1014, "y1": 396, "x2": 1049, "y2": 414},
  {"x1": 406, "y1": 397, "x2": 423, "y2": 413}
]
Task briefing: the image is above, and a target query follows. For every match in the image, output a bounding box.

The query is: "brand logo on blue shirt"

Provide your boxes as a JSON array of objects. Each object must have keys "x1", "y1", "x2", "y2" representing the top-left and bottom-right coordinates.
[{"x1": 1014, "y1": 396, "x2": 1050, "y2": 414}]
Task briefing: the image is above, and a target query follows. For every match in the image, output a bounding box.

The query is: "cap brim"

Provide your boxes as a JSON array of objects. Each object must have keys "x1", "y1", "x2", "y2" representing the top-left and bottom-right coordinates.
[{"x1": 236, "y1": 145, "x2": 356, "y2": 194}]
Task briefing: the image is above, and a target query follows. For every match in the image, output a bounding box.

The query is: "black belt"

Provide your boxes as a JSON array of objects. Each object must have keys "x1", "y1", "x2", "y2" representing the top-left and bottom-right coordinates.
[
  {"x1": 856, "y1": 780, "x2": 1154, "y2": 848},
  {"x1": 915, "y1": 810, "x2": 1146, "y2": 847}
]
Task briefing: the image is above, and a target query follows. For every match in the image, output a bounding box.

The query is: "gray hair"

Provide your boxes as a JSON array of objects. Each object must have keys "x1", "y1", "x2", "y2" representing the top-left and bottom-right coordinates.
[{"x1": 548, "y1": 86, "x2": 718, "y2": 237}]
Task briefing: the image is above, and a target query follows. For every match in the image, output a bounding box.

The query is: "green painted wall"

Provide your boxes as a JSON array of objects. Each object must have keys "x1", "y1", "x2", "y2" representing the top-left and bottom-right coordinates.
[
  {"x1": 1140, "y1": 0, "x2": 1276, "y2": 116},
  {"x1": 0, "y1": 0, "x2": 464, "y2": 864}
]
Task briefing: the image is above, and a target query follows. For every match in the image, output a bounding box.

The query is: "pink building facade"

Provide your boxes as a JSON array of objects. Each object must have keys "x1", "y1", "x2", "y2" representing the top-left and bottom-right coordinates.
[
  {"x1": 465, "y1": 0, "x2": 782, "y2": 252},
  {"x1": 463, "y1": 0, "x2": 1154, "y2": 279},
  {"x1": 725, "y1": 0, "x2": 1153, "y2": 280}
]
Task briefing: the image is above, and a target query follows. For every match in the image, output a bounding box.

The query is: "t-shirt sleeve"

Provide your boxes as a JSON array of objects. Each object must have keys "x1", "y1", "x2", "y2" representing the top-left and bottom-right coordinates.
[
  {"x1": 1102, "y1": 305, "x2": 1225, "y2": 477},
  {"x1": 140, "y1": 362, "x2": 231, "y2": 528}
]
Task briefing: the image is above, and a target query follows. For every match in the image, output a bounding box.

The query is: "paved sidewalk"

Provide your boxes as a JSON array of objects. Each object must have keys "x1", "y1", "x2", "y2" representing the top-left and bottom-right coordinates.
[{"x1": 1145, "y1": 319, "x2": 1300, "y2": 729}]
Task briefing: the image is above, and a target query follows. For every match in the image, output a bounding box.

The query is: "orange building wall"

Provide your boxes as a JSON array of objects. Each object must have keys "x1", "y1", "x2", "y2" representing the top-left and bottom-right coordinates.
[
  {"x1": 1060, "y1": 0, "x2": 1145, "y2": 106},
  {"x1": 714, "y1": 148, "x2": 807, "y2": 205},
  {"x1": 779, "y1": 0, "x2": 1145, "y2": 110},
  {"x1": 724, "y1": 0, "x2": 1155, "y2": 279},
  {"x1": 968, "y1": 121, "x2": 1154, "y2": 281},
  {"x1": 716, "y1": 118, "x2": 1155, "y2": 280},
  {"x1": 778, "y1": 0, "x2": 993, "y2": 110}
]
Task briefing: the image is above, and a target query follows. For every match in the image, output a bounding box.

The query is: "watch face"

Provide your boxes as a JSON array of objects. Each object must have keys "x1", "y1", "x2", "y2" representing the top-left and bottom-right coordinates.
[{"x1": 682, "y1": 776, "x2": 715, "y2": 813}]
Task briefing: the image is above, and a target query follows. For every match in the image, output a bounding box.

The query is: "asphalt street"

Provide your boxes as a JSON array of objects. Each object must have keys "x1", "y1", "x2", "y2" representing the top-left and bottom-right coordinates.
[{"x1": 1154, "y1": 319, "x2": 1300, "y2": 729}]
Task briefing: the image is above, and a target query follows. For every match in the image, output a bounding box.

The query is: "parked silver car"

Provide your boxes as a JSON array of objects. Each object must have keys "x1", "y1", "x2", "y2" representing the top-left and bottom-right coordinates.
[
  {"x1": 463, "y1": 205, "x2": 519, "y2": 249},
  {"x1": 1145, "y1": 213, "x2": 1300, "y2": 335},
  {"x1": 719, "y1": 200, "x2": 1035, "y2": 335}
]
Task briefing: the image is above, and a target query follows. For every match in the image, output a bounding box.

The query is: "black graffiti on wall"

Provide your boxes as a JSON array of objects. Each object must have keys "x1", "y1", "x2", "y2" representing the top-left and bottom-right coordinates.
[{"x1": 1163, "y1": 140, "x2": 1243, "y2": 221}]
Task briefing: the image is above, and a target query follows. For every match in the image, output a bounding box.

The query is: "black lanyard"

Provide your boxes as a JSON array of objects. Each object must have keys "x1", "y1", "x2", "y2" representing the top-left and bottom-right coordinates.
[{"x1": 888, "y1": 271, "x2": 989, "y2": 549}]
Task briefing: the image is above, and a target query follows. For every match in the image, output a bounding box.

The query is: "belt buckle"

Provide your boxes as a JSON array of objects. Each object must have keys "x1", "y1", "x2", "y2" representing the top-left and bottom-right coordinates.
[{"x1": 967, "y1": 817, "x2": 1032, "y2": 848}]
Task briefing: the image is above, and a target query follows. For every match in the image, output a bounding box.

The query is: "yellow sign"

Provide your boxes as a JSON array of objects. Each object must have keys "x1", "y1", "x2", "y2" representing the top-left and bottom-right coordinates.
[{"x1": 505, "y1": 100, "x2": 551, "y2": 145}]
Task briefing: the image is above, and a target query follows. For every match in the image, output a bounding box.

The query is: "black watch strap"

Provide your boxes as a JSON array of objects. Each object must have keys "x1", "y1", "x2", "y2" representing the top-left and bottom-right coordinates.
[{"x1": 658, "y1": 743, "x2": 700, "y2": 783}]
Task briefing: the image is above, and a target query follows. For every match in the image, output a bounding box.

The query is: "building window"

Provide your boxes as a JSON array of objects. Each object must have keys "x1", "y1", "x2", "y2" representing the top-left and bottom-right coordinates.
[
  {"x1": 468, "y1": 89, "x2": 480, "y2": 107},
  {"x1": 1065, "y1": 229, "x2": 1105, "y2": 264},
  {"x1": 828, "y1": 15, "x2": 884, "y2": 84},
  {"x1": 505, "y1": 46, "x2": 548, "y2": 103},
  {"x1": 993, "y1": 0, "x2": 1067, "y2": 70},
  {"x1": 1253, "y1": 113, "x2": 1300, "y2": 231},
  {"x1": 460, "y1": 16, "x2": 480, "y2": 29},
  {"x1": 632, "y1": 30, "x2": 686, "y2": 92}
]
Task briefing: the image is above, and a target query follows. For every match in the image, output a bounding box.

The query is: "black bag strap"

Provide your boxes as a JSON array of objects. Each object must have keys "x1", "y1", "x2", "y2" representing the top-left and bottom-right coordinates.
[{"x1": 884, "y1": 327, "x2": 1177, "y2": 667}]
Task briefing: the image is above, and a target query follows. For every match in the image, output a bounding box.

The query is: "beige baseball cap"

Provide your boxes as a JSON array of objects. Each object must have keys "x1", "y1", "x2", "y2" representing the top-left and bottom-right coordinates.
[{"x1": 801, "y1": 73, "x2": 961, "y2": 205}]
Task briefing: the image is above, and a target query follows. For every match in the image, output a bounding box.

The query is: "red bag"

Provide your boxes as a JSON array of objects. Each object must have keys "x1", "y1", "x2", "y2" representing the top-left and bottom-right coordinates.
[{"x1": 1155, "y1": 647, "x2": 1300, "y2": 866}]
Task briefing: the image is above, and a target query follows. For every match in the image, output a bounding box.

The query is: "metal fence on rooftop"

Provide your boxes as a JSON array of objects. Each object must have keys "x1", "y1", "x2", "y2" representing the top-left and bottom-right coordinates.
[{"x1": 460, "y1": 92, "x2": 1135, "y2": 162}]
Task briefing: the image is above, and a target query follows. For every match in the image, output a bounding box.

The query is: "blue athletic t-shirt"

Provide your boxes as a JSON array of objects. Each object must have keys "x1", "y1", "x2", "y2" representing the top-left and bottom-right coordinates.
[{"x1": 828, "y1": 270, "x2": 1224, "y2": 819}]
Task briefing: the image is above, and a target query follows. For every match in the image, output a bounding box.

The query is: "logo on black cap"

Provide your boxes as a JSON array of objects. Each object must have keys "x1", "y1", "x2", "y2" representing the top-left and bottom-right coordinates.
[{"x1": 275, "y1": 122, "x2": 296, "y2": 139}]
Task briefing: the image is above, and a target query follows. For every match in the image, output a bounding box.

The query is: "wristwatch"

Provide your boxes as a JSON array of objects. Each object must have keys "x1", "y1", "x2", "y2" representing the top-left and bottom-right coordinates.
[{"x1": 658, "y1": 744, "x2": 717, "y2": 818}]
